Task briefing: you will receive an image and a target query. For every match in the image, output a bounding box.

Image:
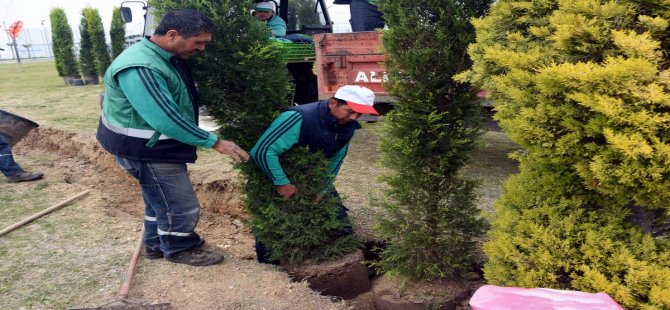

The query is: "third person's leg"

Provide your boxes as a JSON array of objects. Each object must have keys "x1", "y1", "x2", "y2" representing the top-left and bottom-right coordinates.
[{"x1": 349, "y1": 0, "x2": 385, "y2": 32}]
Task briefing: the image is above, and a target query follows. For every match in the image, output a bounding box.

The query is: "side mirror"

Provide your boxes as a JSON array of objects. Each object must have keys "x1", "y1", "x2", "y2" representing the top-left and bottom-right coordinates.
[{"x1": 120, "y1": 7, "x2": 133, "y2": 23}]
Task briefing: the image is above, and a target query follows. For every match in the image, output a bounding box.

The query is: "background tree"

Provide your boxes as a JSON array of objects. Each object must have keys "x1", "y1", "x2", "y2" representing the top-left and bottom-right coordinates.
[
  {"x1": 373, "y1": 0, "x2": 491, "y2": 280},
  {"x1": 78, "y1": 14, "x2": 98, "y2": 83},
  {"x1": 287, "y1": 0, "x2": 320, "y2": 31},
  {"x1": 110, "y1": 7, "x2": 126, "y2": 59},
  {"x1": 49, "y1": 8, "x2": 78, "y2": 81},
  {"x1": 150, "y1": 0, "x2": 362, "y2": 264},
  {"x1": 459, "y1": 0, "x2": 670, "y2": 308},
  {"x1": 83, "y1": 8, "x2": 111, "y2": 76}
]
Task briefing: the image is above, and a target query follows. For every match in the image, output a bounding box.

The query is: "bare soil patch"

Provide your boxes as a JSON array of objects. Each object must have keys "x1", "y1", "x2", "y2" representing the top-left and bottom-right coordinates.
[
  {"x1": 372, "y1": 274, "x2": 483, "y2": 310},
  {"x1": 285, "y1": 250, "x2": 371, "y2": 300}
]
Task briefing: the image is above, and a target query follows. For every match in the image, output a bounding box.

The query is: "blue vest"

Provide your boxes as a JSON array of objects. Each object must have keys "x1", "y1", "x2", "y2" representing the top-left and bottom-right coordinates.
[{"x1": 290, "y1": 100, "x2": 361, "y2": 158}]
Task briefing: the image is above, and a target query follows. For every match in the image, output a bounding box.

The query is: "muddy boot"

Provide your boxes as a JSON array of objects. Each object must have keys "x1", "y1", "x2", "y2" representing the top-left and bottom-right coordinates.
[
  {"x1": 146, "y1": 239, "x2": 205, "y2": 259},
  {"x1": 6, "y1": 171, "x2": 44, "y2": 183},
  {"x1": 145, "y1": 247, "x2": 164, "y2": 259},
  {"x1": 166, "y1": 247, "x2": 224, "y2": 266}
]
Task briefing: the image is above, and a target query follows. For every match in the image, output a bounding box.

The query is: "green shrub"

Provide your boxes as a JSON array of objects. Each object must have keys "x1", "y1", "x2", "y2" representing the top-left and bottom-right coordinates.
[
  {"x1": 372, "y1": 0, "x2": 491, "y2": 280},
  {"x1": 287, "y1": 0, "x2": 320, "y2": 30},
  {"x1": 110, "y1": 7, "x2": 126, "y2": 60},
  {"x1": 49, "y1": 8, "x2": 78, "y2": 77},
  {"x1": 83, "y1": 8, "x2": 111, "y2": 75},
  {"x1": 150, "y1": 0, "x2": 361, "y2": 264},
  {"x1": 460, "y1": 0, "x2": 670, "y2": 308},
  {"x1": 78, "y1": 14, "x2": 97, "y2": 78},
  {"x1": 243, "y1": 147, "x2": 362, "y2": 264}
]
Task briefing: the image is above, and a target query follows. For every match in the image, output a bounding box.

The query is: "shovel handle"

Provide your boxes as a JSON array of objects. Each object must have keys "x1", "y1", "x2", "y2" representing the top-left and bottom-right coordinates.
[
  {"x1": 119, "y1": 226, "x2": 145, "y2": 300},
  {"x1": 0, "y1": 190, "x2": 90, "y2": 237}
]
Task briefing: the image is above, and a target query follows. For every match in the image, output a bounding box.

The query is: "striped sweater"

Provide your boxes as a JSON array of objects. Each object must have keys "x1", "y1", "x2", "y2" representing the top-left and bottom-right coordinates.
[{"x1": 250, "y1": 100, "x2": 359, "y2": 187}]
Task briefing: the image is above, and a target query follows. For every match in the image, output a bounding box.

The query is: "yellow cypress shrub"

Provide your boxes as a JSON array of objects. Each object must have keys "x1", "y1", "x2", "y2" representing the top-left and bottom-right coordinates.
[{"x1": 458, "y1": 0, "x2": 670, "y2": 308}]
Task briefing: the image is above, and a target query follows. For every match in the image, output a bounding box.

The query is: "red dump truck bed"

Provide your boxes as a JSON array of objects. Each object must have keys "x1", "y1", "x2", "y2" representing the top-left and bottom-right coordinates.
[
  {"x1": 314, "y1": 32, "x2": 492, "y2": 109},
  {"x1": 314, "y1": 32, "x2": 393, "y2": 103}
]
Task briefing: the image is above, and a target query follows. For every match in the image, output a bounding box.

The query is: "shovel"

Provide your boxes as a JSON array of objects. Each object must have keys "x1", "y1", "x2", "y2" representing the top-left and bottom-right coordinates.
[{"x1": 70, "y1": 226, "x2": 171, "y2": 310}]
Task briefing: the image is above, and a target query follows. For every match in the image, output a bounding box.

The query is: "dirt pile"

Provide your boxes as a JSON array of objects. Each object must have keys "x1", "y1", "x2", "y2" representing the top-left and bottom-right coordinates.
[{"x1": 286, "y1": 250, "x2": 371, "y2": 300}]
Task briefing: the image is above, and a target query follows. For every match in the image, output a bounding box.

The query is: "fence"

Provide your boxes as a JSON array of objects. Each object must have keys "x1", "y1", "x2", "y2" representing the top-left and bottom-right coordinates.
[
  {"x1": 0, "y1": 24, "x2": 354, "y2": 61},
  {"x1": 1, "y1": 28, "x2": 54, "y2": 61}
]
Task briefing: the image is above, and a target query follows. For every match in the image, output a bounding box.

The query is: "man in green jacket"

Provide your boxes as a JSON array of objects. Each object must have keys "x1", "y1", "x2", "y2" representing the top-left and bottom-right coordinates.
[{"x1": 96, "y1": 9, "x2": 249, "y2": 266}]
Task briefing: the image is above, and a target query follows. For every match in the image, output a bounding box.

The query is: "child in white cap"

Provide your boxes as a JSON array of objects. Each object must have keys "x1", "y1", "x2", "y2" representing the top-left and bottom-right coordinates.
[{"x1": 254, "y1": 1, "x2": 287, "y2": 37}]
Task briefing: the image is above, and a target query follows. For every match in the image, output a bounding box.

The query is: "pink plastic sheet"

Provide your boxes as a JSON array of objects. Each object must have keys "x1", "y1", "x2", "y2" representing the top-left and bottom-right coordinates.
[{"x1": 470, "y1": 285, "x2": 624, "y2": 310}]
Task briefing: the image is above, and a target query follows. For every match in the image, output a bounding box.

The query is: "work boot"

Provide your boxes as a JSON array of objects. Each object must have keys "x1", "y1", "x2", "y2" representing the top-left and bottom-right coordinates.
[
  {"x1": 145, "y1": 248, "x2": 164, "y2": 260},
  {"x1": 166, "y1": 247, "x2": 224, "y2": 266},
  {"x1": 6, "y1": 171, "x2": 44, "y2": 183},
  {"x1": 145, "y1": 239, "x2": 206, "y2": 259}
]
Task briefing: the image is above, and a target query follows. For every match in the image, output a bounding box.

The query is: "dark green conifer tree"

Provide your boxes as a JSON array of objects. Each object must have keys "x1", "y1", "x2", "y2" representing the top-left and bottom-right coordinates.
[
  {"x1": 110, "y1": 7, "x2": 126, "y2": 59},
  {"x1": 373, "y1": 0, "x2": 491, "y2": 280},
  {"x1": 83, "y1": 8, "x2": 111, "y2": 75},
  {"x1": 150, "y1": 0, "x2": 362, "y2": 264},
  {"x1": 49, "y1": 8, "x2": 79, "y2": 81},
  {"x1": 287, "y1": 0, "x2": 320, "y2": 30},
  {"x1": 459, "y1": 0, "x2": 670, "y2": 308},
  {"x1": 78, "y1": 14, "x2": 98, "y2": 83}
]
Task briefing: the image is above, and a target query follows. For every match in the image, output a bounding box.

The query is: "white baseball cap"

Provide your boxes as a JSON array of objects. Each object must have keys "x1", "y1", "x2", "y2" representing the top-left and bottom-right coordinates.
[
  {"x1": 255, "y1": 1, "x2": 275, "y2": 12},
  {"x1": 334, "y1": 85, "x2": 378, "y2": 115}
]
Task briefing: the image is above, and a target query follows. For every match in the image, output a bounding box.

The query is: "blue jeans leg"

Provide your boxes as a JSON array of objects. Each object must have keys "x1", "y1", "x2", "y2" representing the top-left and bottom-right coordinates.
[
  {"x1": 0, "y1": 134, "x2": 23, "y2": 177},
  {"x1": 329, "y1": 189, "x2": 353, "y2": 236},
  {"x1": 115, "y1": 156, "x2": 202, "y2": 257},
  {"x1": 140, "y1": 189, "x2": 161, "y2": 254},
  {"x1": 254, "y1": 235, "x2": 280, "y2": 265},
  {"x1": 350, "y1": 0, "x2": 385, "y2": 32}
]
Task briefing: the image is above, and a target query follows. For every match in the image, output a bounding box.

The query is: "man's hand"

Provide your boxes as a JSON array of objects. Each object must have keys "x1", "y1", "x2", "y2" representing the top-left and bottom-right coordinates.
[
  {"x1": 276, "y1": 184, "x2": 297, "y2": 199},
  {"x1": 213, "y1": 140, "x2": 249, "y2": 163}
]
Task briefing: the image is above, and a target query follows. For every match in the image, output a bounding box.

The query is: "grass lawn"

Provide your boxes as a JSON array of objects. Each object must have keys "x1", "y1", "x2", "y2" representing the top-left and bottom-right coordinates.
[
  {"x1": 0, "y1": 150, "x2": 135, "y2": 309},
  {"x1": 0, "y1": 61, "x2": 103, "y2": 133},
  {"x1": 0, "y1": 61, "x2": 137, "y2": 309}
]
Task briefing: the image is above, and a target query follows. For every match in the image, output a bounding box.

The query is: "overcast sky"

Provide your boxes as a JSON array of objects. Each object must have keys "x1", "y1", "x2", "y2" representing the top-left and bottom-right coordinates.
[{"x1": 0, "y1": 0, "x2": 352, "y2": 59}]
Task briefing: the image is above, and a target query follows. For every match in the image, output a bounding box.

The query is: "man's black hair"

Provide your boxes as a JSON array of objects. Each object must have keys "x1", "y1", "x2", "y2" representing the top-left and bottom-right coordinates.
[
  {"x1": 332, "y1": 97, "x2": 348, "y2": 106},
  {"x1": 154, "y1": 9, "x2": 215, "y2": 38}
]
